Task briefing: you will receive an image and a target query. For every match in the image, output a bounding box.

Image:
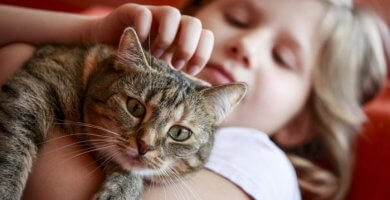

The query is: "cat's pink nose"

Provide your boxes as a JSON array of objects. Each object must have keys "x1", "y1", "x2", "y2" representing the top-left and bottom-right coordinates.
[{"x1": 137, "y1": 139, "x2": 152, "y2": 155}]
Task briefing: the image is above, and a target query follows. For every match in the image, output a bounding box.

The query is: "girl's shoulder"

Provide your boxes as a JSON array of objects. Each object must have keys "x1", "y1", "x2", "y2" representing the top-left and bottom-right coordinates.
[{"x1": 205, "y1": 127, "x2": 301, "y2": 200}]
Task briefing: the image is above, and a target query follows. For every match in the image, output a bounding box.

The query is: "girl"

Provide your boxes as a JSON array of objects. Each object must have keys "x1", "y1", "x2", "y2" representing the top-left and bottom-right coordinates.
[{"x1": 1, "y1": 0, "x2": 389, "y2": 199}]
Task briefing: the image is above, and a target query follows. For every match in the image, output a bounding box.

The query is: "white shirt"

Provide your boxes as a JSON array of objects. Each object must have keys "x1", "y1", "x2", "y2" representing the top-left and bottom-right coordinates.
[{"x1": 205, "y1": 127, "x2": 301, "y2": 200}]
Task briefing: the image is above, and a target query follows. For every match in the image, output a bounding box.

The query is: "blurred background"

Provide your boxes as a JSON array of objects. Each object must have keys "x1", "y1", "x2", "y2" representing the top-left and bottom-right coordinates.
[{"x1": 0, "y1": 0, "x2": 389, "y2": 199}]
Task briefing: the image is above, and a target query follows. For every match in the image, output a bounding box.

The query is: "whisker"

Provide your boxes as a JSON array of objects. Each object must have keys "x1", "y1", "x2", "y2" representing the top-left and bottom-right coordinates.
[
  {"x1": 43, "y1": 144, "x2": 116, "y2": 178},
  {"x1": 155, "y1": 157, "x2": 165, "y2": 166},
  {"x1": 101, "y1": 160, "x2": 110, "y2": 173},
  {"x1": 38, "y1": 133, "x2": 78, "y2": 145},
  {"x1": 40, "y1": 134, "x2": 112, "y2": 144},
  {"x1": 163, "y1": 178, "x2": 167, "y2": 200},
  {"x1": 179, "y1": 175, "x2": 202, "y2": 200},
  {"x1": 55, "y1": 142, "x2": 110, "y2": 160},
  {"x1": 40, "y1": 138, "x2": 118, "y2": 157},
  {"x1": 160, "y1": 169, "x2": 181, "y2": 200},
  {"x1": 58, "y1": 144, "x2": 115, "y2": 166},
  {"x1": 167, "y1": 166, "x2": 202, "y2": 200},
  {"x1": 39, "y1": 132, "x2": 119, "y2": 146},
  {"x1": 42, "y1": 131, "x2": 127, "y2": 146},
  {"x1": 55, "y1": 120, "x2": 120, "y2": 136},
  {"x1": 155, "y1": 170, "x2": 170, "y2": 200},
  {"x1": 149, "y1": 159, "x2": 161, "y2": 169},
  {"x1": 84, "y1": 151, "x2": 120, "y2": 179},
  {"x1": 165, "y1": 169, "x2": 189, "y2": 200},
  {"x1": 182, "y1": 175, "x2": 203, "y2": 200},
  {"x1": 167, "y1": 170, "x2": 189, "y2": 200},
  {"x1": 80, "y1": 152, "x2": 109, "y2": 169},
  {"x1": 79, "y1": 132, "x2": 128, "y2": 143},
  {"x1": 168, "y1": 173, "x2": 187, "y2": 200}
]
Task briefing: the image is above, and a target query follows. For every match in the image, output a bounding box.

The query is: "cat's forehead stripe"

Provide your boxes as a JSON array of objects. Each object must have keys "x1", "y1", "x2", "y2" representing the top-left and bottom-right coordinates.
[
  {"x1": 143, "y1": 85, "x2": 185, "y2": 112},
  {"x1": 148, "y1": 91, "x2": 163, "y2": 105},
  {"x1": 163, "y1": 86, "x2": 179, "y2": 101},
  {"x1": 144, "y1": 84, "x2": 158, "y2": 102},
  {"x1": 172, "y1": 104, "x2": 185, "y2": 122}
]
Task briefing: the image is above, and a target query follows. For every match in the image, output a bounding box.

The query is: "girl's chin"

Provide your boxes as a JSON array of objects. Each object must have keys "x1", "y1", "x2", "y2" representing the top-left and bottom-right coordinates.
[{"x1": 198, "y1": 67, "x2": 232, "y2": 85}]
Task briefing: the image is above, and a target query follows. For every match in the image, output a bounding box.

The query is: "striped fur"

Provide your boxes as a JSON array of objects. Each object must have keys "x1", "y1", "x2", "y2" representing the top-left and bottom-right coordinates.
[{"x1": 0, "y1": 27, "x2": 246, "y2": 200}]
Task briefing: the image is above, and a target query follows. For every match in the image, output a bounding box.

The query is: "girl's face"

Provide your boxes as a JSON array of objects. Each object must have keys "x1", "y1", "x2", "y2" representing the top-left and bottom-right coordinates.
[{"x1": 195, "y1": 0, "x2": 326, "y2": 134}]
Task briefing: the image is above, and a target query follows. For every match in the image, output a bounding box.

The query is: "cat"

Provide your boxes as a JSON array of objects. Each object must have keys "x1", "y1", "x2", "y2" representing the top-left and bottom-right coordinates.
[{"x1": 0, "y1": 27, "x2": 247, "y2": 200}]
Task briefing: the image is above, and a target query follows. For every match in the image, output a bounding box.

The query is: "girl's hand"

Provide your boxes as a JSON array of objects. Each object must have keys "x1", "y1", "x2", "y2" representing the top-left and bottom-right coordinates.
[{"x1": 88, "y1": 4, "x2": 214, "y2": 75}]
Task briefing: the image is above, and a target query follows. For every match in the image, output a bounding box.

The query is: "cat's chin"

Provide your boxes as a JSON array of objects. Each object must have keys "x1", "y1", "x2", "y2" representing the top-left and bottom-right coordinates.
[
  {"x1": 114, "y1": 153, "x2": 160, "y2": 176},
  {"x1": 115, "y1": 153, "x2": 146, "y2": 170},
  {"x1": 113, "y1": 153, "x2": 174, "y2": 178}
]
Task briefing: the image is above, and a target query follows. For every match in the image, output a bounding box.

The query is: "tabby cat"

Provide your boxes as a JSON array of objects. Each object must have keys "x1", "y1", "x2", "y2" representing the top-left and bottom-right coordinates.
[{"x1": 0, "y1": 27, "x2": 247, "y2": 200}]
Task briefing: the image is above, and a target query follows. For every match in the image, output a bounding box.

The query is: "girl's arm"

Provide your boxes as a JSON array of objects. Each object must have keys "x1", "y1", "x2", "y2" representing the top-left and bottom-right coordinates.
[
  {"x1": 0, "y1": 4, "x2": 214, "y2": 74},
  {"x1": 0, "y1": 5, "x2": 93, "y2": 46},
  {"x1": 143, "y1": 169, "x2": 251, "y2": 200}
]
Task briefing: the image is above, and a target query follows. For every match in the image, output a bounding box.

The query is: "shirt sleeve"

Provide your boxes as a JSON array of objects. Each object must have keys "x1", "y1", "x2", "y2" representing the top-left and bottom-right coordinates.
[{"x1": 204, "y1": 127, "x2": 301, "y2": 200}]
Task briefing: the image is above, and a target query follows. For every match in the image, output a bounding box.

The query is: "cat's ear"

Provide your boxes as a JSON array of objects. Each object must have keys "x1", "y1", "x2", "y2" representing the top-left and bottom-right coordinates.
[
  {"x1": 115, "y1": 27, "x2": 151, "y2": 71},
  {"x1": 200, "y1": 82, "x2": 247, "y2": 124}
]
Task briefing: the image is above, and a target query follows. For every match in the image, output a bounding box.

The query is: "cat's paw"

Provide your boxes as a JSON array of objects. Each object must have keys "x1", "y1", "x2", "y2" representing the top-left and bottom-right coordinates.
[
  {"x1": 92, "y1": 190, "x2": 140, "y2": 200},
  {"x1": 92, "y1": 190, "x2": 117, "y2": 200},
  {"x1": 93, "y1": 172, "x2": 143, "y2": 200},
  {"x1": 92, "y1": 190, "x2": 110, "y2": 200}
]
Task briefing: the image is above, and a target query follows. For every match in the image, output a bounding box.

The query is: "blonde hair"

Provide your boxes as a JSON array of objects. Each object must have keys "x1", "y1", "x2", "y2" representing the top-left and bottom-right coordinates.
[
  {"x1": 293, "y1": 0, "x2": 388, "y2": 199},
  {"x1": 182, "y1": 0, "x2": 389, "y2": 199}
]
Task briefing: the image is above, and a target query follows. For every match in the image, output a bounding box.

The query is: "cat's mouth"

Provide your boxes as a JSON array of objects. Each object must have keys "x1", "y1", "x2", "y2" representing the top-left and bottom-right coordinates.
[
  {"x1": 125, "y1": 154, "x2": 144, "y2": 167},
  {"x1": 114, "y1": 149, "x2": 165, "y2": 175},
  {"x1": 116, "y1": 150, "x2": 148, "y2": 169}
]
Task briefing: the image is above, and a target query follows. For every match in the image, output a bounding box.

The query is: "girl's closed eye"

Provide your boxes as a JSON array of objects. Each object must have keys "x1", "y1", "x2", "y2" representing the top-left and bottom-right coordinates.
[
  {"x1": 223, "y1": 11, "x2": 250, "y2": 28},
  {"x1": 272, "y1": 47, "x2": 297, "y2": 70},
  {"x1": 222, "y1": 2, "x2": 253, "y2": 28}
]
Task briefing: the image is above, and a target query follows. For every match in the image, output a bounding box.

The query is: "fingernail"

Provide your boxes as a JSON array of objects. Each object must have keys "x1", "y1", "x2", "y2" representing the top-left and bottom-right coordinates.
[
  {"x1": 173, "y1": 59, "x2": 186, "y2": 69},
  {"x1": 187, "y1": 65, "x2": 200, "y2": 75},
  {"x1": 152, "y1": 48, "x2": 164, "y2": 58}
]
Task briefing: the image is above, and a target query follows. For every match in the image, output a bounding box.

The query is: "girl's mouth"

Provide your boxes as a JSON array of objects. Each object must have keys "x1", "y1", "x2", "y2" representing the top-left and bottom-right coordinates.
[{"x1": 203, "y1": 63, "x2": 235, "y2": 85}]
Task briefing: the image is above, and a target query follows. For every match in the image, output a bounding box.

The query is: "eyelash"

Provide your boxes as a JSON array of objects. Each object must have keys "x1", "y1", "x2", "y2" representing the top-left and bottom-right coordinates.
[
  {"x1": 224, "y1": 13, "x2": 249, "y2": 28},
  {"x1": 272, "y1": 48, "x2": 288, "y2": 68}
]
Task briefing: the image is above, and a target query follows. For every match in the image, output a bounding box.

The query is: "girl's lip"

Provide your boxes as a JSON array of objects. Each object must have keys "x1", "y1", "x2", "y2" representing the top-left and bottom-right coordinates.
[{"x1": 206, "y1": 63, "x2": 235, "y2": 82}]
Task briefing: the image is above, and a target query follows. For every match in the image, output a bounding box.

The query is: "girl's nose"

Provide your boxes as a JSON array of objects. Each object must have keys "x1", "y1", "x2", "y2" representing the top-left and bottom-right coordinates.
[
  {"x1": 226, "y1": 29, "x2": 271, "y2": 69},
  {"x1": 227, "y1": 37, "x2": 256, "y2": 69},
  {"x1": 227, "y1": 36, "x2": 254, "y2": 69},
  {"x1": 228, "y1": 42, "x2": 252, "y2": 68}
]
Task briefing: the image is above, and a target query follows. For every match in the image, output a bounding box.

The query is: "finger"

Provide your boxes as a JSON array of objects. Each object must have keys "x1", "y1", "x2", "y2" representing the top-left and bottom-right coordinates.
[
  {"x1": 132, "y1": 6, "x2": 152, "y2": 42},
  {"x1": 149, "y1": 6, "x2": 181, "y2": 58},
  {"x1": 171, "y1": 15, "x2": 202, "y2": 69},
  {"x1": 109, "y1": 4, "x2": 152, "y2": 43},
  {"x1": 185, "y1": 29, "x2": 214, "y2": 75},
  {"x1": 158, "y1": 44, "x2": 175, "y2": 67},
  {"x1": 182, "y1": 73, "x2": 212, "y2": 87}
]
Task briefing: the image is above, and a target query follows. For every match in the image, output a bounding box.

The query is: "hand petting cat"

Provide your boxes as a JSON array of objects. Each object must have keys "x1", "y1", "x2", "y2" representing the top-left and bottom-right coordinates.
[
  {"x1": 88, "y1": 4, "x2": 214, "y2": 75},
  {"x1": 0, "y1": 4, "x2": 214, "y2": 76}
]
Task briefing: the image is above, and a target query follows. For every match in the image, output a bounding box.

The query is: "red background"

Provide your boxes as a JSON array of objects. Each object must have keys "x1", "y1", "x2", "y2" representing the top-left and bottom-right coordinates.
[{"x1": 1, "y1": 0, "x2": 390, "y2": 199}]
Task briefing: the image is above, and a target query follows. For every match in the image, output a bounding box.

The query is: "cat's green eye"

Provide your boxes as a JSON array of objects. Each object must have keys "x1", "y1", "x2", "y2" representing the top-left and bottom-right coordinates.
[
  {"x1": 168, "y1": 126, "x2": 192, "y2": 142},
  {"x1": 127, "y1": 98, "x2": 145, "y2": 118}
]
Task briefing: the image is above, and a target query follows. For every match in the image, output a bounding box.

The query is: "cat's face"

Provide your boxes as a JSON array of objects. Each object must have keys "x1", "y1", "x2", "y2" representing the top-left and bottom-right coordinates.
[
  {"x1": 83, "y1": 28, "x2": 247, "y2": 178},
  {"x1": 85, "y1": 73, "x2": 216, "y2": 177}
]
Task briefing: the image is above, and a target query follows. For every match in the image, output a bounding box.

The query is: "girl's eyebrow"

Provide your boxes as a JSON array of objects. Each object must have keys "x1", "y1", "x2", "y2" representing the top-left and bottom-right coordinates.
[
  {"x1": 226, "y1": 0, "x2": 266, "y2": 23},
  {"x1": 248, "y1": 0, "x2": 267, "y2": 22}
]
